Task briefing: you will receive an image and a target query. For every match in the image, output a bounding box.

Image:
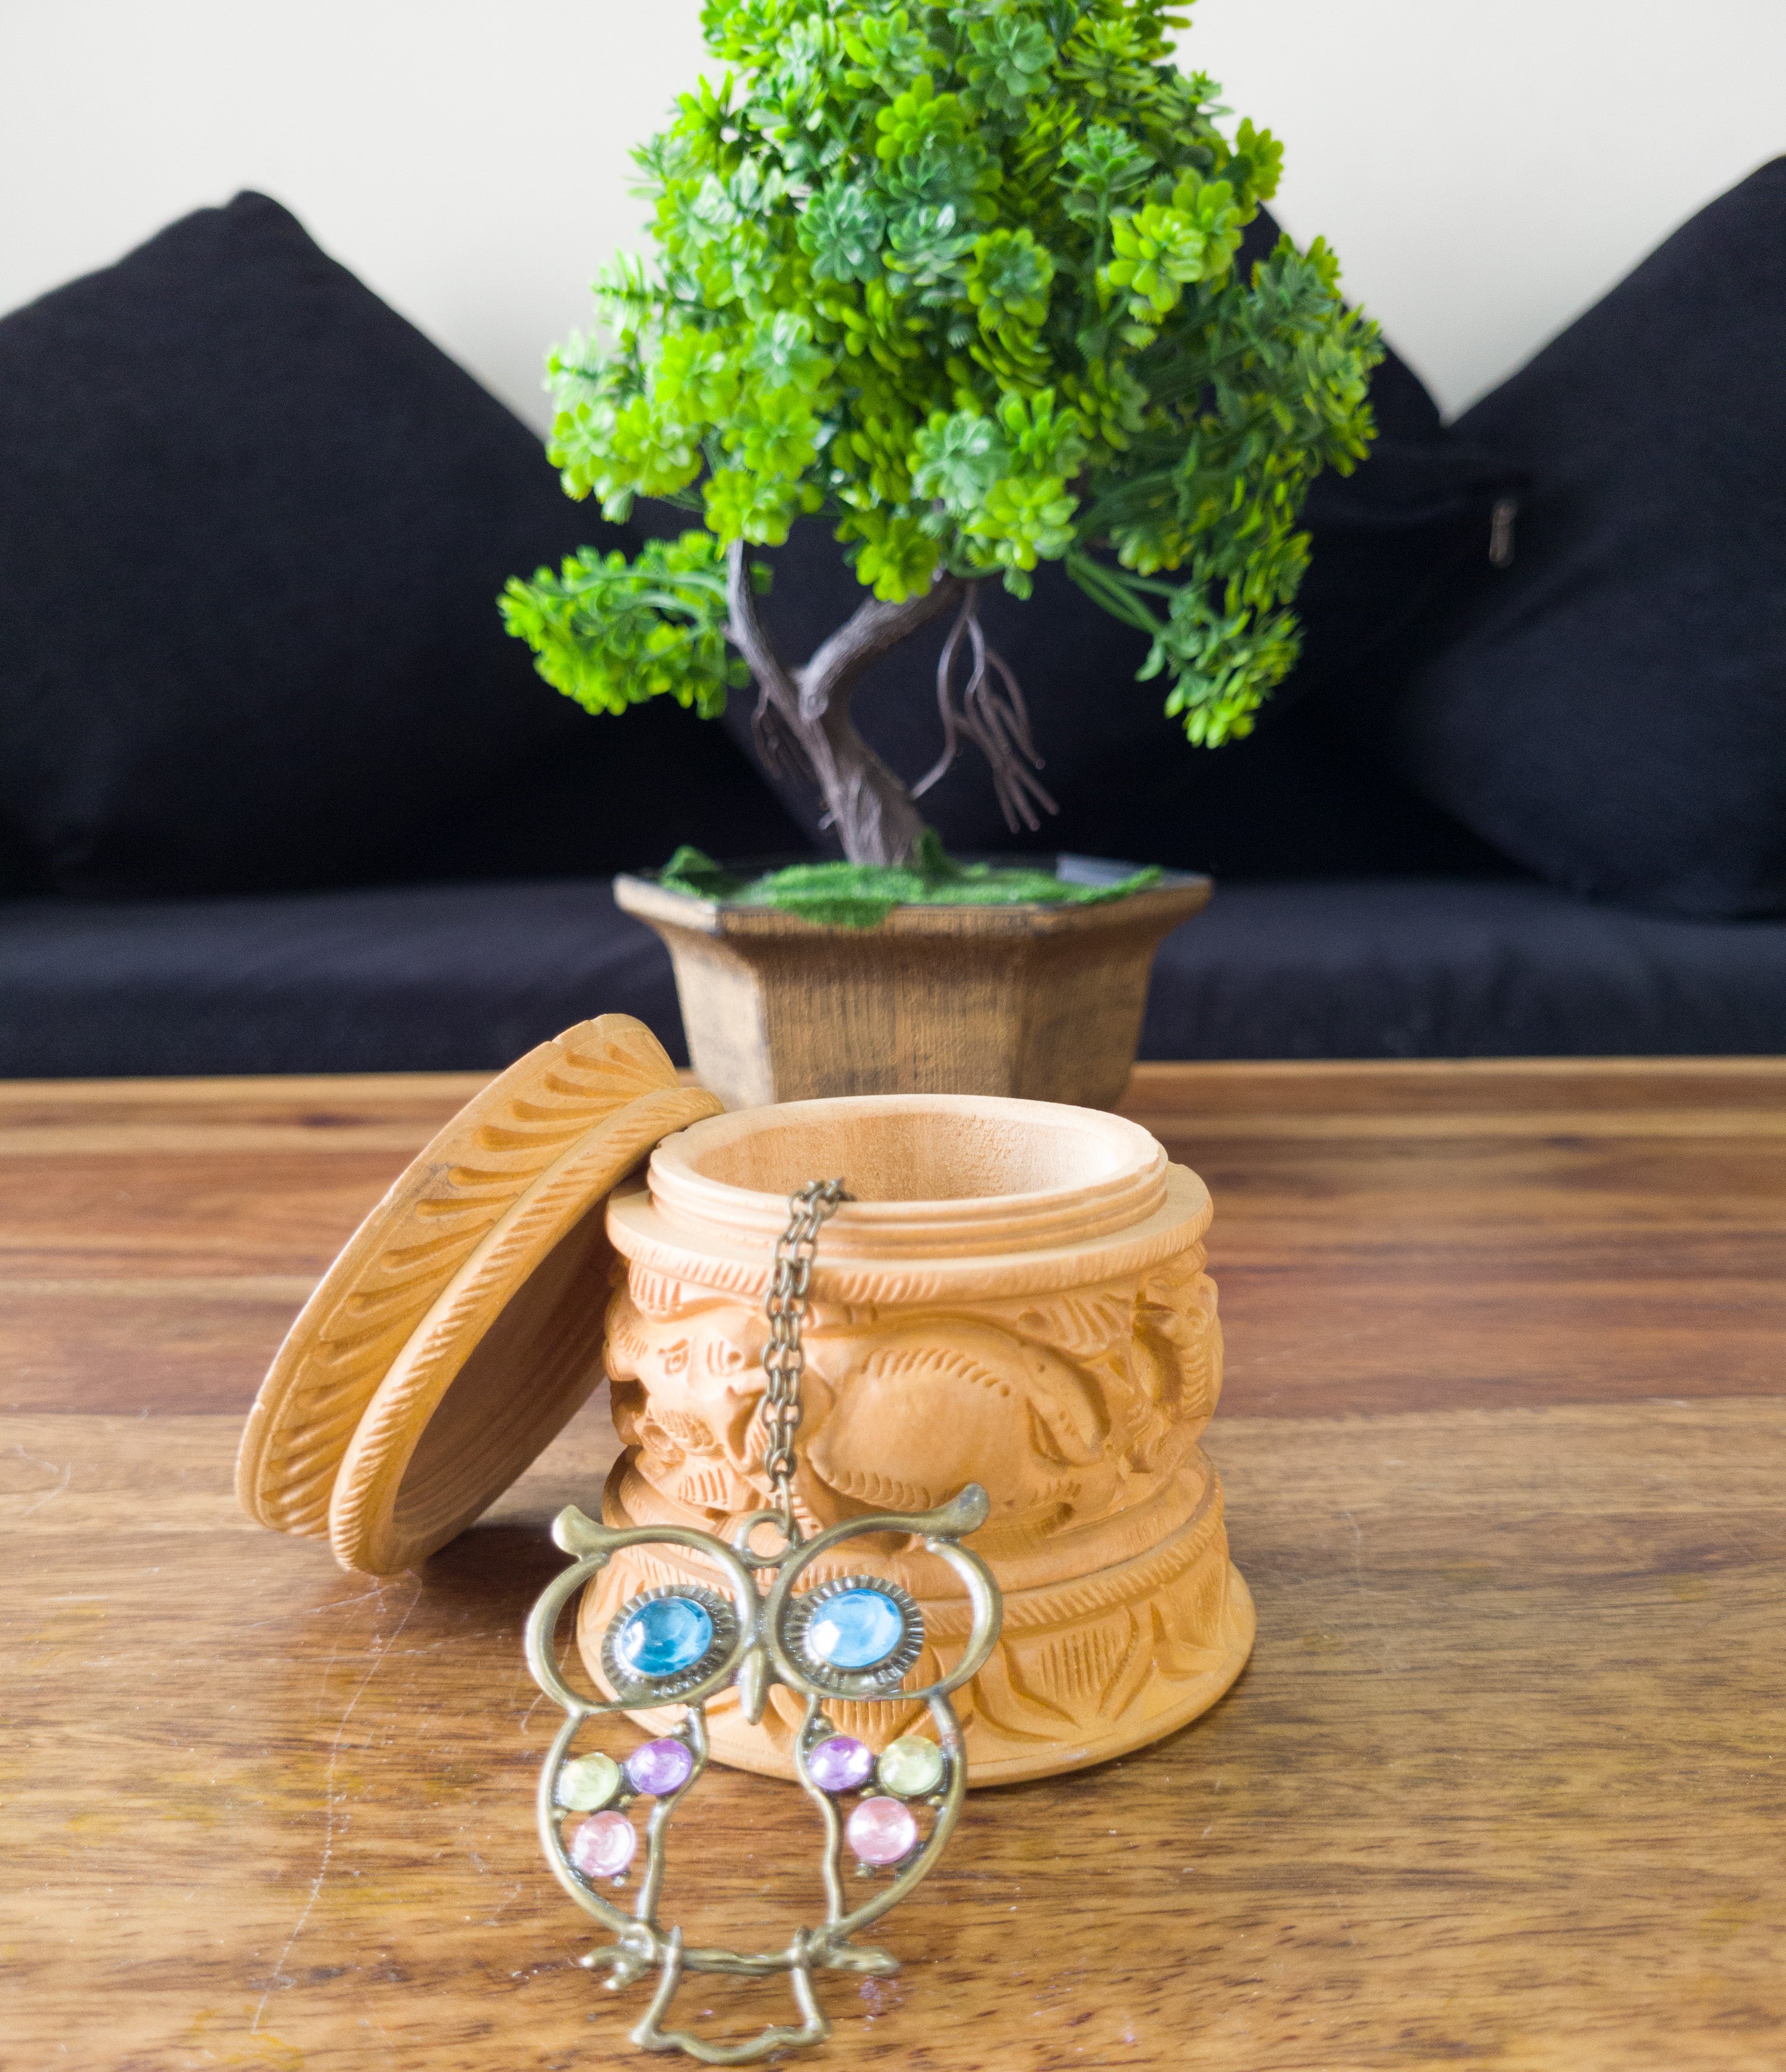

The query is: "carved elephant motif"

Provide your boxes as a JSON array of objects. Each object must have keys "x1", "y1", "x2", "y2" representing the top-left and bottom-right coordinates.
[
  {"x1": 800, "y1": 1318, "x2": 1107, "y2": 1529},
  {"x1": 592, "y1": 1124, "x2": 1251, "y2": 1783},
  {"x1": 603, "y1": 1279, "x2": 770, "y2": 1519},
  {"x1": 606, "y1": 1246, "x2": 1223, "y2": 1554}
]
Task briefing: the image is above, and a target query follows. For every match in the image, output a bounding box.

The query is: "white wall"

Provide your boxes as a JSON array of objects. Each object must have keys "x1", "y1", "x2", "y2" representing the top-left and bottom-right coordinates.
[
  {"x1": 1201, "y1": 0, "x2": 1786, "y2": 412},
  {"x1": 3, "y1": 1, "x2": 1781, "y2": 426}
]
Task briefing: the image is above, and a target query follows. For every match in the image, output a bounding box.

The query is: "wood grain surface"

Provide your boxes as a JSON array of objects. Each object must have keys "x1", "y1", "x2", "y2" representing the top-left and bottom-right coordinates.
[
  {"x1": 4, "y1": 1059, "x2": 1783, "y2": 2071},
  {"x1": 613, "y1": 870, "x2": 1210, "y2": 1110}
]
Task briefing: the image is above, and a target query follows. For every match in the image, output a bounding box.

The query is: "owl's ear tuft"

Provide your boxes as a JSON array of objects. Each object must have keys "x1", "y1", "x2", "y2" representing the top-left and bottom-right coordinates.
[
  {"x1": 930, "y1": 1482, "x2": 991, "y2": 1537},
  {"x1": 552, "y1": 1505, "x2": 610, "y2": 1555}
]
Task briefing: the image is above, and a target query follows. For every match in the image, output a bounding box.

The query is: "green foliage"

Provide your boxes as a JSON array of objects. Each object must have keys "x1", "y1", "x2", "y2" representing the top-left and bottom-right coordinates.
[
  {"x1": 499, "y1": 532, "x2": 746, "y2": 717},
  {"x1": 658, "y1": 836, "x2": 1162, "y2": 928},
  {"x1": 505, "y1": 0, "x2": 1383, "y2": 748}
]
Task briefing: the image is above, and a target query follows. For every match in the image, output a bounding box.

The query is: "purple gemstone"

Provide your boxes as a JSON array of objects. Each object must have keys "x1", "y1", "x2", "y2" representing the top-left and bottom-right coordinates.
[
  {"x1": 806, "y1": 1735, "x2": 874, "y2": 1793},
  {"x1": 625, "y1": 1736, "x2": 695, "y2": 1797}
]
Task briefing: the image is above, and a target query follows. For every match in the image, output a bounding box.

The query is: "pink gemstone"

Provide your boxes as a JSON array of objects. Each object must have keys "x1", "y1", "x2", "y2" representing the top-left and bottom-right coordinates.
[
  {"x1": 625, "y1": 1736, "x2": 695, "y2": 1797},
  {"x1": 806, "y1": 1735, "x2": 873, "y2": 1793},
  {"x1": 569, "y1": 1810, "x2": 636, "y2": 1880},
  {"x1": 846, "y1": 1795, "x2": 920, "y2": 1867}
]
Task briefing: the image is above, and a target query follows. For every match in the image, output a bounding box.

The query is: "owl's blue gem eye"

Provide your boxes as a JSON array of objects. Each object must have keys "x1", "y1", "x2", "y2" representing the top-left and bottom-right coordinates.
[
  {"x1": 618, "y1": 1596, "x2": 714, "y2": 1678},
  {"x1": 807, "y1": 1588, "x2": 905, "y2": 1669}
]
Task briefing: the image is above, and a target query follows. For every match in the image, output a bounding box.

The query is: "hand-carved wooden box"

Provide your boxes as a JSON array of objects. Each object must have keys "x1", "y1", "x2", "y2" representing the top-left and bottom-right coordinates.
[
  {"x1": 586, "y1": 1094, "x2": 1253, "y2": 1784},
  {"x1": 238, "y1": 1018, "x2": 1253, "y2": 1785}
]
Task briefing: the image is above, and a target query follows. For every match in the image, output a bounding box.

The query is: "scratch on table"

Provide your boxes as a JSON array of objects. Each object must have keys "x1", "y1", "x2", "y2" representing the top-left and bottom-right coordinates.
[
  {"x1": 1231, "y1": 1318, "x2": 1395, "y2": 1371},
  {"x1": 2, "y1": 1445, "x2": 72, "y2": 1519},
  {"x1": 479, "y1": 1879, "x2": 527, "y2": 1927},
  {"x1": 251, "y1": 1580, "x2": 423, "y2": 2036},
  {"x1": 358, "y1": 2005, "x2": 400, "y2": 2062},
  {"x1": 1726, "y1": 1514, "x2": 1786, "y2": 1559},
  {"x1": 235, "y1": 1587, "x2": 394, "y2": 1632},
  {"x1": 1337, "y1": 1507, "x2": 1394, "y2": 1661}
]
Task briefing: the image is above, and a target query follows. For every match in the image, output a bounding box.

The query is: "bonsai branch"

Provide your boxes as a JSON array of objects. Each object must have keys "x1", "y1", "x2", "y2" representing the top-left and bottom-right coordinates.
[
  {"x1": 727, "y1": 542, "x2": 968, "y2": 866},
  {"x1": 911, "y1": 583, "x2": 1057, "y2": 834},
  {"x1": 726, "y1": 543, "x2": 813, "y2": 788}
]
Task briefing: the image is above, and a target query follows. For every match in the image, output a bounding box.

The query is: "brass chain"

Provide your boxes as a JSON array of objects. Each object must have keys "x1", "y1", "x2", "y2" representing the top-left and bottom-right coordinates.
[{"x1": 761, "y1": 1178, "x2": 849, "y2": 1536}]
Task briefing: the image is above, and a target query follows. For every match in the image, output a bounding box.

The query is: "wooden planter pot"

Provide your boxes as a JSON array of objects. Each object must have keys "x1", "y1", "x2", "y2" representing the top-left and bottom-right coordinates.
[
  {"x1": 584, "y1": 1092, "x2": 1255, "y2": 1785},
  {"x1": 613, "y1": 861, "x2": 1211, "y2": 1111}
]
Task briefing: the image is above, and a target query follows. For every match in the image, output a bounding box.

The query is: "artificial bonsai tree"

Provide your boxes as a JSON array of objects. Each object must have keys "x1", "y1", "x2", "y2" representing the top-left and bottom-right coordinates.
[{"x1": 502, "y1": 0, "x2": 1382, "y2": 869}]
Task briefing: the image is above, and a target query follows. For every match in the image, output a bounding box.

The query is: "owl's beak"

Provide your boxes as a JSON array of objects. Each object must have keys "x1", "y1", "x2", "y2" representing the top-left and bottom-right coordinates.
[{"x1": 735, "y1": 1642, "x2": 771, "y2": 1725}]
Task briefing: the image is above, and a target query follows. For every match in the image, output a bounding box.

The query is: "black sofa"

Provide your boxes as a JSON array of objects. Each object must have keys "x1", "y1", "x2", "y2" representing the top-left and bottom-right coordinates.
[
  {"x1": 2, "y1": 187, "x2": 1782, "y2": 1077},
  {"x1": 3, "y1": 872, "x2": 1782, "y2": 1078}
]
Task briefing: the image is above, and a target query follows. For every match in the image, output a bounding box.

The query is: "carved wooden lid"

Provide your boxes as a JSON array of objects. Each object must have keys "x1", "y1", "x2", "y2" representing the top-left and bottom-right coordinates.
[{"x1": 236, "y1": 1016, "x2": 721, "y2": 1576}]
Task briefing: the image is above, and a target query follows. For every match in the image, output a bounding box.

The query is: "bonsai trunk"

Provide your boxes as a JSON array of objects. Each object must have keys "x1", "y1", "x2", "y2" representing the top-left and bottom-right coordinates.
[{"x1": 727, "y1": 543, "x2": 961, "y2": 865}]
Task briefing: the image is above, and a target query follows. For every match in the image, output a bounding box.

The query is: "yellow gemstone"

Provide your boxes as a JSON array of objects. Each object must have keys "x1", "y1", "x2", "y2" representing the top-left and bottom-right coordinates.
[
  {"x1": 876, "y1": 1735, "x2": 945, "y2": 1798},
  {"x1": 556, "y1": 1751, "x2": 622, "y2": 1811}
]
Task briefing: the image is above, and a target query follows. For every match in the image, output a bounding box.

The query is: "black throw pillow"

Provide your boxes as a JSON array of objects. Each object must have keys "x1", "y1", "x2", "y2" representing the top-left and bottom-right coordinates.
[
  {"x1": 714, "y1": 209, "x2": 1518, "y2": 876},
  {"x1": 1391, "y1": 159, "x2": 1786, "y2": 918},
  {"x1": 0, "y1": 192, "x2": 796, "y2": 897}
]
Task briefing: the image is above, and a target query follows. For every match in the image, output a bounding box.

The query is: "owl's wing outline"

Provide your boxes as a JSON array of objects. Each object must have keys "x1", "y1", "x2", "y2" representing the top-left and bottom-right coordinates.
[{"x1": 524, "y1": 1510, "x2": 766, "y2": 1971}]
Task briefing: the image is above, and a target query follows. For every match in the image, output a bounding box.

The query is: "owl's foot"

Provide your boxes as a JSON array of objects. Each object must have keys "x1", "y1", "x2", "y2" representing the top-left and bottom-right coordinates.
[
  {"x1": 581, "y1": 1929, "x2": 656, "y2": 1992},
  {"x1": 816, "y1": 1938, "x2": 898, "y2": 1975},
  {"x1": 630, "y1": 1927, "x2": 831, "y2": 2064}
]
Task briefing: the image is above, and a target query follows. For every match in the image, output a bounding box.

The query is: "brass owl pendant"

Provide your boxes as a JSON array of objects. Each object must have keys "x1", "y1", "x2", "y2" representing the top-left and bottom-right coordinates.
[{"x1": 524, "y1": 1487, "x2": 1002, "y2": 2064}]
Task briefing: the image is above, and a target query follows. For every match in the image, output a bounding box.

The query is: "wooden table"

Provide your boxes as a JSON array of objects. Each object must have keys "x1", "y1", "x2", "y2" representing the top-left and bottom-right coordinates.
[{"x1": 5, "y1": 1060, "x2": 1784, "y2": 2071}]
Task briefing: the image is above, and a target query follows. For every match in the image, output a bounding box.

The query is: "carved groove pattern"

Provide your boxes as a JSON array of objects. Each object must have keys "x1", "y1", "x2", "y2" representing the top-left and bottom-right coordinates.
[
  {"x1": 238, "y1": 1017, "x2": 713, "y2": 1540},
  {"x1": 590, "y1": 1204, "x2": 1253, "y2": 1782},
  {"x1": 325, "y1": 1086, "x2": 715, "y2": 1574},
  {"x1": 604, "y1": 1169, "x2": 1214, "y2": 1312}
]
